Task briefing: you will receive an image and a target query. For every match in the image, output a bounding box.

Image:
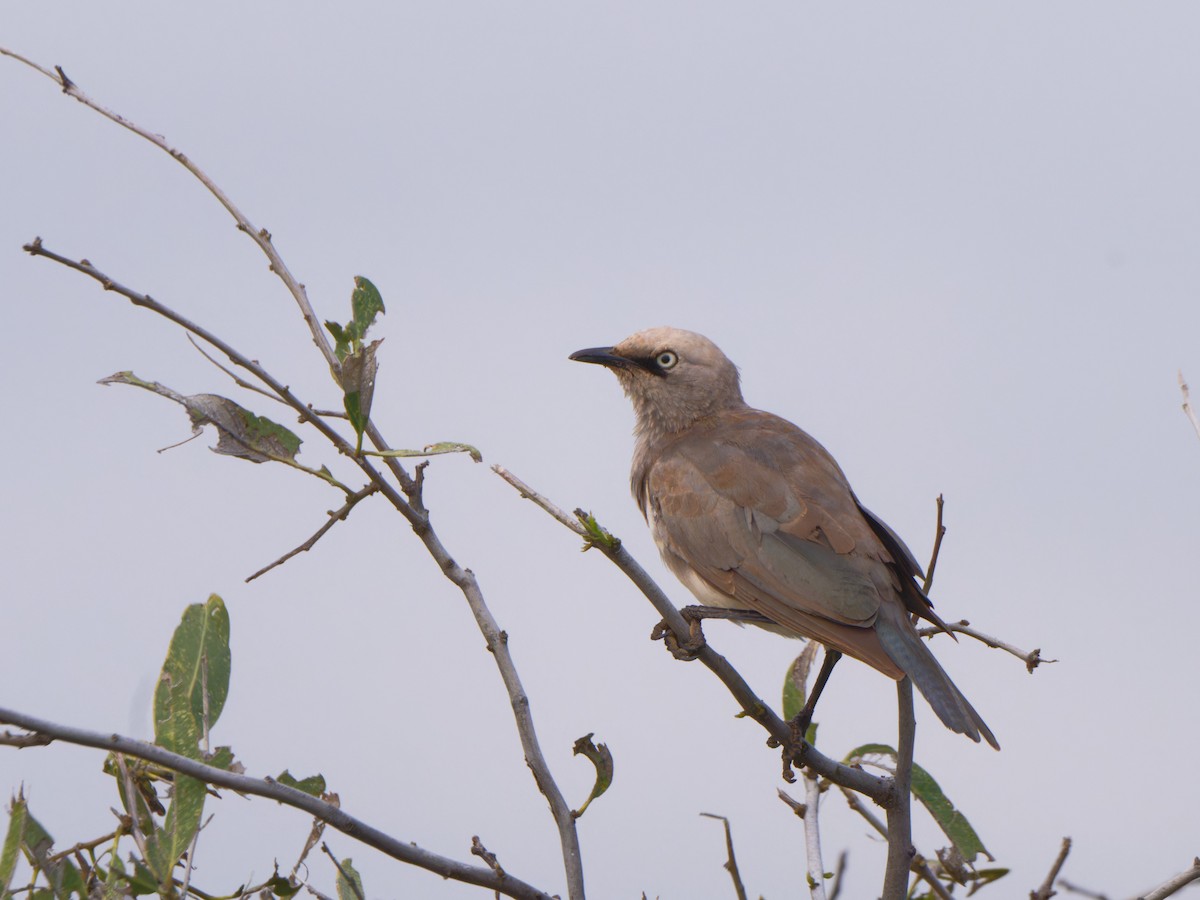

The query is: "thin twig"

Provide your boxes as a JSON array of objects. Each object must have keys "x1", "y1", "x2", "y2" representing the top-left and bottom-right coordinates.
[
  {"x1": 802, "y1": 772, "x2": 828, "y2": 900},
  {"x1": 321, "y1": 843, "x2": 365, "y2": 900},
  {"x1": 246, "y1": 484, "x2": 380, "y2": 582},
  {"x1": 0, "y1": 47, "x2": 342, "y2": 379},
  {"x1": 924, "y1": 494, "x2": 947, "y2": 593},
  {"x1": 699, "y1": 814, "x2": 749, "y2": 900},
  {"x1": 492, "y1": 465, "x2": 892, "y2": 803},
  {"x1": 0, "y1": 707, "x2": 554, "y2": 900},
  {"x1": 187, "y1": 334, "x2": 292, "y2": 408},
  {"x1": 917, "y1": 619, "x2": 1055, "y2": 674},
  {"x1": 44, "y1": 828, "x2": 126, "y2": 864},
  {"x1": 1056, "y1": 879, "x2": 1109, "y2": 899},
  {"x1": 881, "y1": 678, "x2": 915, "y2": 900},
  {"x1": 827, "y1": 851, "x2": 848, "y2": 900},
  {"x1": 1180, "y1": 371, "x2": 1200, "y2": 443},
  {"x1": 1140, "y1": 857, "x2": 1200, "y2": 900},
  {"x1": 1030, "y1": 837, "x2": 1072, "y2": 900},
  {"x1": 0, "y1": 730, "x2": 52, "y2": 748},
  {"x1": 112, "y1": 754, "x2": 152, "y2": 865}
]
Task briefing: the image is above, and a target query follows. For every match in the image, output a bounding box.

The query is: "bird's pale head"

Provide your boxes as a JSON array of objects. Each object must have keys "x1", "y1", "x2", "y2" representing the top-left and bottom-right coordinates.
[{"x1": 570, "y1": 327, "x2": 745, "y2": 438}]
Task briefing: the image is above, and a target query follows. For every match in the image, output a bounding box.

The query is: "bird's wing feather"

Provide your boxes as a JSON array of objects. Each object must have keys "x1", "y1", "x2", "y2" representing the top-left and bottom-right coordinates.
[{"x1": 645, "y1": 410, "x2": 913, "y2": 675}]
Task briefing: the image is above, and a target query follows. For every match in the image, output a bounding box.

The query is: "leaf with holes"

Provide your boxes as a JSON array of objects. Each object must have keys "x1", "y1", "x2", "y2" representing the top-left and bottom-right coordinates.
[
  {"x1": 335, "y1": 858, "x2": 364, "y2": 900},
  {"x1": 571, "y1": 733, "x2": 613, "y2": 817},
  {"x1": 99, "y1": 373, "x2": 302, "y2": 464},
  {"x1": 350, "y1": 276, "x2": 385, "y2": 341}
]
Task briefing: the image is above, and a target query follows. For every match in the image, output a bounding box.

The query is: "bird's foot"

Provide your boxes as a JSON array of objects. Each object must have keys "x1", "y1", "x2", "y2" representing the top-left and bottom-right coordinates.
[
  {"x1": 789, "y1": 708, "x2": 816, "y2": 748},
  {"x1": 650, "y1": 613, "x2": 706, "y2": 661}
]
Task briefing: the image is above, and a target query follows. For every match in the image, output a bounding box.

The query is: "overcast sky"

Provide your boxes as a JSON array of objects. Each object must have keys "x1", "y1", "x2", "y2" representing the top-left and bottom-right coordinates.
[{"x1": 3, "y1": 4, "x2": 1200, "y2": 898}]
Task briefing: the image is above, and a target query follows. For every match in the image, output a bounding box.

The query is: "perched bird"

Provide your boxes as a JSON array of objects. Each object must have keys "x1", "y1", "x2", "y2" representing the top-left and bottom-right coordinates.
[{"x1": 570, "y1": 327, "x2": 997, "y2": 748}]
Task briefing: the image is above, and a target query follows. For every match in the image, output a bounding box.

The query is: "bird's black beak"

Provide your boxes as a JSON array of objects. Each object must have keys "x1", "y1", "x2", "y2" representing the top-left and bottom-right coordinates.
[
  {"x1": 570, "y1": 346, "x2": 656, "y2": 373},
  {"x1": 570, "y1": 346, "x2": 623, "y2": 368}
]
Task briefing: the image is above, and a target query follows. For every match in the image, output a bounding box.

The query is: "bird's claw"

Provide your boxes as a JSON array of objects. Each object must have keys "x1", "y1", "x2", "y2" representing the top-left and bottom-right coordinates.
[
  {"x1": 650, "y1": 614, "x2": 706, "y2": 660},
  {"x1": 789, "y1": 709, "x2": 815, "y2": 748}
]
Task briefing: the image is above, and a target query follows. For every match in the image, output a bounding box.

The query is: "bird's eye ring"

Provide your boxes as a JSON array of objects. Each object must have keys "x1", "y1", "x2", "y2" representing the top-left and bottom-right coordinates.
[{"x1": 656, "y1": 350, "x2": 679, "y2": 370}]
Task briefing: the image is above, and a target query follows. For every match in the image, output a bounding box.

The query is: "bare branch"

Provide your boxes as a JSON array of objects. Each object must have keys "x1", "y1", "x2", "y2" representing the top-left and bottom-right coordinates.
[
  {"x1": 492, "y1": 464, "x2": 892, "y2": 804},
  {"x1": 917, "y1": 619, "x2": 1055, "y2": 674},
  {"x1": 246, "y1": 484, "x2": 380, "y2": 582},
  {"x1": 699, "y1": 814, "x2": 749, "y2": 900},
  {"x1": 0, "y1": 47, "x2": 342, "y2": 378},
  {"x1": 1030, "y1": 836, "x2": 1072, "y2": 900},
  {"x1": 0, "y1": 706, "x2": 555, "y2": 900},
  {"x1": 1180, "y1": 371, "x2": 1200, "y2": 443},
  {"x1": 881, "y1": 678, "x2": 915, "y2": 900},
  {"x1": 802, "y1": 773, "x2": 828, "y2": 900},
  {"x1": 1140, "y1": 857, "x2": 1200, "y2": 900}
]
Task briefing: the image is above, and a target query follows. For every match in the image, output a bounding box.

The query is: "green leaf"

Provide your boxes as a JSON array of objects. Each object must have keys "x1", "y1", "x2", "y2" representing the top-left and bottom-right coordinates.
[
  {"x1": 781, "y1": 667, "x2": 804, "y2": 721},
  {"x1": 843, "y1": 743, "x2": 896, "y2": 764},
  {"x1": 266, "y1": 873, "x2": 302, "y2": 898},
  {"x1": 154, "y1": 595, "x2": 231, "y2": 754},
  {"x1": 576, "y1": 510, "x2": 620, "y2": 551},
  {"x1": 146, "y1": 775, "x2": 206, "y2": 884},
  {"x1": 207, "y1": 746, "x2": 237, "y2": 770},
  {"x1": 909, "y1": 763, "x2": 991, "y2": 863},
  {"x1": 325, "y1": 321, "x2": 352, "y2": 362},
  {"x1": 350, "y1": 276, "x2": 385, "y2": 340},
  {"x1": 99, "y1": 856, "x2": 157, "y2": 899},
  {"x1": 781, "y1": 643, "x2": 822, "y2": 744},
  {"x1": 334, "y1": 858, "x2": 364, "y2": 900},
  {"x1": 126, "y1": 859, "x2": 161, "y2": 896},
  {"x1": 0, "y1": 793, "x2": 30, "y2": 895},
  {"x1": 571, "y1": 733, "x2": 614, "y2": 817},
  {"x1": 276, "y1": 771, "x2": 327, "y2": 797},
  {"x1": 99, "y1": 374, "x2": 303, "y2": 465},
  {"x1": 971, "y1": 867, "x2": 1010, "y2": 886},
  {"x1": 842, "y1": 743, "x2": 991, "y2": 863},
  {"x1": 145, "y1": 596, "x2": 231, "y2": 885},
  {"x1": 7, "y1": 801, "x2": 87, "y2": 900}
]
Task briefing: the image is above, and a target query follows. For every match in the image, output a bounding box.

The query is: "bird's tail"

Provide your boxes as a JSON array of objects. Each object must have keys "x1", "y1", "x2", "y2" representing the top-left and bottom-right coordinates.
[{"x1": 874, "y1": 603, "x2": 999, "y2": 750}]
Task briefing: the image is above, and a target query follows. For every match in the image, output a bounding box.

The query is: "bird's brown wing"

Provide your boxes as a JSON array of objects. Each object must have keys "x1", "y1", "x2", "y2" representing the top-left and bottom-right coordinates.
[{"x1": 645, "y1": 409, "x2": 910, "y2": 677}]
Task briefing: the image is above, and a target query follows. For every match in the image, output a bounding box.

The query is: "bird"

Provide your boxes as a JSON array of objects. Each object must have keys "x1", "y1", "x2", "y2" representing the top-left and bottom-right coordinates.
[{"x1": 570, "y1": 326, "x2": 998, "y2": 749}]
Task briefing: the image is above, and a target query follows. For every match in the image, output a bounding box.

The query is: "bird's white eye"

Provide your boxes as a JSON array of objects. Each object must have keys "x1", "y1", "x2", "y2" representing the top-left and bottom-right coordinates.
[{"x1": 656, "y1": 350, "x2": 679, "y2": 370}]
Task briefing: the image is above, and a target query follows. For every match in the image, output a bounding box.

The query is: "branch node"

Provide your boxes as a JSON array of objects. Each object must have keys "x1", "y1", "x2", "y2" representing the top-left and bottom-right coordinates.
[
  {"x1": 470, "y1": 836, "x2": 507, "y2": 878},
  {"x1": 54, "y1": 64, "x2": 74, "y2": 91}
]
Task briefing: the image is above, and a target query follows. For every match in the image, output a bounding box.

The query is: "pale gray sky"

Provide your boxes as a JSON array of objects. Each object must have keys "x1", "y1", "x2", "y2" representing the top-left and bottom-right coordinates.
[{"x1": 3, "y1": 4, "x2": 1199, "y2": 898}]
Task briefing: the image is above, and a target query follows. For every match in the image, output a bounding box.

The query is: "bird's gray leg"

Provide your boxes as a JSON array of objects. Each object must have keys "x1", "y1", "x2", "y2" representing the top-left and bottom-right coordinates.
[
  {"x1": 791, "y1": 649, "x2": 843, "y2": 744},
  {"x1": 650, "y1": 606, "x2": 771, "y2": 660},
  {"x1": 679, "y1": 605, "x2": 774, "y2": 625}
]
